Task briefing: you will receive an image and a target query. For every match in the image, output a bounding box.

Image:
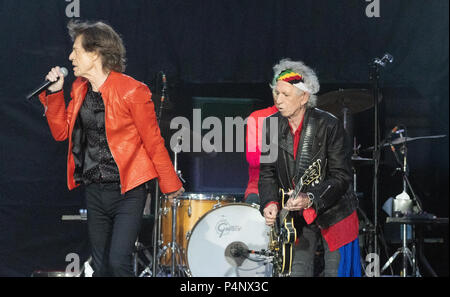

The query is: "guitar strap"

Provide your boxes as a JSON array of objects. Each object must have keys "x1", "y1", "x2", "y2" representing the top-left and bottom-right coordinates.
[{"x1": 291, "y1": 109, "x2": 318, "y2": 187}]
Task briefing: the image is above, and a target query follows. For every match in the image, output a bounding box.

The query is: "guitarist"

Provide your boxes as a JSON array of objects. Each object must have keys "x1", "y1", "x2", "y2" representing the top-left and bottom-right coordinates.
[{"x1": 259, "y1": 59, "x2": 361, "y2": 277}]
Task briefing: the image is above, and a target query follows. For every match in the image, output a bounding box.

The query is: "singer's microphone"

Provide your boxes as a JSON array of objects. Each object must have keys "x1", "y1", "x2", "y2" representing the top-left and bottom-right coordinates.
[
  {"x1": 162, "y1": 73, "x2": 167, "y2": 90},
  {"x1": 26, "y1": 67, "x2": 68, "y2": 100},
  {"x1": 161, "y1": 72, "x2": 167, "y2": 103}
]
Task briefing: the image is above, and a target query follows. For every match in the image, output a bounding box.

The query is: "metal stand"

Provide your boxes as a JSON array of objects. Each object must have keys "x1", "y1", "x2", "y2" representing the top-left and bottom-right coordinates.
[
  {"x1": 352, "y1": 137, "x2": 393, "y2": 276},
  {"x1": 151, "y1": 71, "x2": 167, "y2": 277},
  {"x1": 381, "y1": 127, "x2": 422, "y2": 277},
  {"x1": 151, "y1": 181, "x2": 160, "y2": 276},
  {"x1": 153, "y1": 135, "x2": 187, "y2": 277},
  {"x1": 369, "y1": 53, "x2": 393, "y2": 256},
  {"x1": 381, "y1": 224, "x2": 420, "y2": 277},
  {"x1": 133, "y1": 240, "x2": 154, "y2": 277}
]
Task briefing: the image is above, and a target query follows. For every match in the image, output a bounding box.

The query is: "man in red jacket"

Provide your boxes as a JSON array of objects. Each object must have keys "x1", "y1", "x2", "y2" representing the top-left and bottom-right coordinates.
[
  {"x1": 244, "y1": 105, "x2": 278, "y2": 205},
  {"x1": 40, "y1": 20, "x2": 184, "y2": 276}
]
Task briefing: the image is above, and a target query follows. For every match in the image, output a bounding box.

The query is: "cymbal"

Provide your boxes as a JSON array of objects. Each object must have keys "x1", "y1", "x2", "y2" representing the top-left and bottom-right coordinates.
[
  {"x1": 351, "y1": 155, "x2": 374, "y2": 166},
  {"x1": 389, "y1": 135, "x2": 446, "y2": 145},
  {"x1": 365, "y1": 134, "x2": 447, "y2": 151},
  {"x1": 317, "y1": 89, "x2": 380, "y2": 117},
  {"x1": 352, "y1": 155, "x2": 374, "y2": 162}
]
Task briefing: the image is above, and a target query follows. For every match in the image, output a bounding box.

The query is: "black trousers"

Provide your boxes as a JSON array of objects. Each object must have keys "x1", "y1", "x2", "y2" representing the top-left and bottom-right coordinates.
[
  {"x1": 291, "y1": 223, "x2": 341, "y2": 277},
  {"x1": 85, "y1": 182, "x2": 147, "y2": 277}
]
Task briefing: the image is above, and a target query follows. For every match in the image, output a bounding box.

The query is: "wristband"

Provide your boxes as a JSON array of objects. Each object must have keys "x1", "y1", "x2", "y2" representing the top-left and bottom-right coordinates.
[{"x1": 305, "y1": 192, "x2": 315, "y2": 209}]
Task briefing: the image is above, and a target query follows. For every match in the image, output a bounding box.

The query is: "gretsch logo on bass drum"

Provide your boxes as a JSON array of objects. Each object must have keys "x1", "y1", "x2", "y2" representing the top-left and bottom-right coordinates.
[{"x1": 215, "y1": 219, "x2": 242, "y2": 238}]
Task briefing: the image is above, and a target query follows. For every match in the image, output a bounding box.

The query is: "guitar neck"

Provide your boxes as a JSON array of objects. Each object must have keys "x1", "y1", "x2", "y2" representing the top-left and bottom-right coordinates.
[{"x1": 292, "y1": 181, "x2": 305, "y2": 201}]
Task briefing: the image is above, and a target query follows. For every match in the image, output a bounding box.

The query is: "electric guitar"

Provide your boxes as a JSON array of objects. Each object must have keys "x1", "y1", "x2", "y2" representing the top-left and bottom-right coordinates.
[{"x1": 269, "y1": 159, "x2": 322, "y2": 277}]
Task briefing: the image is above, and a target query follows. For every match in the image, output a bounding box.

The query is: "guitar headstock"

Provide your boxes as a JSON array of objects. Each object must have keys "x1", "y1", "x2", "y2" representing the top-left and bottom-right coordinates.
[{"x1": 300, "y1": 159, "x2": 321, "y2": 187}]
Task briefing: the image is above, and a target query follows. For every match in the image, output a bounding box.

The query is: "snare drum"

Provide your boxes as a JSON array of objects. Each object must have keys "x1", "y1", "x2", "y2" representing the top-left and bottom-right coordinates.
[{"x1": 160, "y1": 192, "x2": 235, "y2": 265}]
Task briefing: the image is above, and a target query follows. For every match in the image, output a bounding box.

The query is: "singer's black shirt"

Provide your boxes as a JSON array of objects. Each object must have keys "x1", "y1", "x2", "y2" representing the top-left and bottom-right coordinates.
[{"x1": 78, "y1": 84, "x2": 120, "y2": 185}]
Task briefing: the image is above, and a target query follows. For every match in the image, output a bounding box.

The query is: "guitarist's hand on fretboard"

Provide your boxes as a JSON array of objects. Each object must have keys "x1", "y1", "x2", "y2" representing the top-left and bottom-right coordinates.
[{"x1": 284, "y1": 191, "x2": 311, "y2": 211}]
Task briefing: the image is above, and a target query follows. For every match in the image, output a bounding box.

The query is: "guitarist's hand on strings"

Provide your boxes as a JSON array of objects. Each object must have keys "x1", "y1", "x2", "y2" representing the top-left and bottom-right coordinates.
[
  {"x1": 285, "y1": 191, "x2": 311, "y2": 211},
  {"x1": 263, "y1": 203, "x2": 279, "y2": 226}
]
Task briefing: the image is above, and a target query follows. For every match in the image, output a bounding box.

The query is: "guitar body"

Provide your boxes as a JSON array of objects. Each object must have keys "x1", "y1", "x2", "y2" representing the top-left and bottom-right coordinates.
[
  {"x1": 268, "y1": 159, "x2": 322, "y2": 277},
  {"x1": 269, "y1": 188, "x2": 297, "y2": 277},
  {"x1": 279, "y1": 188, "x2": 296, "y2": 275}
]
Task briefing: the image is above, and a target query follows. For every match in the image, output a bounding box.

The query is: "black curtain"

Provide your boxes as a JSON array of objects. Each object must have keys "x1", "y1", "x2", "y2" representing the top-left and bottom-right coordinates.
[{"x1": 0, "y1": 0, "x2": 448, "y2": 276}]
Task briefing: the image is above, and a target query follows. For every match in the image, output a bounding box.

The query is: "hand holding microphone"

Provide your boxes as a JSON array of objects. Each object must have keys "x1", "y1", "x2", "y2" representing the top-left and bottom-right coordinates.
[
  {"x1": 26, "y1": 66, "x2": 68, "y2": 100},
  {"x1": 45, "y1": 66, "x2": 67, "y2": 93}
]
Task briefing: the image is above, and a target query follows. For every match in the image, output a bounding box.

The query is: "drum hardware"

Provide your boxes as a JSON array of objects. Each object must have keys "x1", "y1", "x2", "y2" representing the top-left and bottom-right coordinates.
[
  {"x1": 156, "y1": 245, "x2": 168, "y2": 262},
  {"x1": 381, "y1": 125, "x2": 423, "y2": 277},
  {"x1": 151, "y1": 134, "x2": 190, "y2": 277},
  {"x1": 351, "y1": 137, "x2": 394, "y2": 275},
  {"x1": 380, "y1": 126, "x2": 446, "y2": 276},
  {"x1": 139, "y1": 266, "x2": 152, "y2": 277},
  {"x1": 250, "y1": 203, "x2": 260, "y2": 210},
  {"x1": 169, "y1": 197, "x2": 184, "y2": 276},
  {"x1": 213, "y1": 196, "x2": 222, "y2": 209},
  {"x1": 133, "y1": 241, "x2": 153, "y2": 277},
  {"x1": 188, "y1": 196, "x2": 192, "y2": 217}
]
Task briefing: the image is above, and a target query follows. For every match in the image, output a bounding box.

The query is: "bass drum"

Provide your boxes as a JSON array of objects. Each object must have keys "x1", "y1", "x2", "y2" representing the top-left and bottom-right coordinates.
[{"x1": 186, "y1": 203, "x2": 272, "y2": 277}]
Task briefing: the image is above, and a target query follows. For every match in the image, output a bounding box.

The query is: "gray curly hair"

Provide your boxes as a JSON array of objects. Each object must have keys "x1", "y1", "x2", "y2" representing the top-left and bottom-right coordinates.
[{"x1": 270, "y1": 58, "x2": 320, "y2": 108}]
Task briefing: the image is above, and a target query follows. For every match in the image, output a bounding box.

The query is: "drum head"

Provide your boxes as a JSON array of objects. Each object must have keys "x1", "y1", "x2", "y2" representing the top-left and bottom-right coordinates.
[{"x1": 186, "y1": 203, "x2": 271, "y2": 277}]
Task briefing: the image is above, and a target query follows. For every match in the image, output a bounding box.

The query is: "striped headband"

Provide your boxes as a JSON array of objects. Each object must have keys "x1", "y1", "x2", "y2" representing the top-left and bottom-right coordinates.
[{"x1": 276, "y1": 69, "x2": 311, "y2": 93}]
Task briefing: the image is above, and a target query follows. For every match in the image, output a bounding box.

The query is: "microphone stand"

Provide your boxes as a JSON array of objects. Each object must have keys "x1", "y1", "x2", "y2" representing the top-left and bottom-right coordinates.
[
  {"x1": 369, "y1": 53, "x2": 393, "y2": 259},
  {"x1": 152, "y1": 72, "x2": 166, "y2": 277},
  {"x1": 369, "y1": 60, "x2": 381, "y2": 258}
]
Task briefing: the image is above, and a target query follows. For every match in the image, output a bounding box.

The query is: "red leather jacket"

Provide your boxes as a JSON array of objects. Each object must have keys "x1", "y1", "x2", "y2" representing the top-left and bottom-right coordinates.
[{"x1": 39, "y1": 71, "x2": 182, "y2": 194}]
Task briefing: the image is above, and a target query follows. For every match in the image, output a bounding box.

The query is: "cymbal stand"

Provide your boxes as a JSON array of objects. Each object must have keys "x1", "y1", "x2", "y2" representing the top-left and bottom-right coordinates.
[
  {"x1": 391, "y1": 128, "x2": 423, "y2": 212},
  {"x1": 157, "y1": 136, "x2": 187, "y2": 276},
  {"x1": 152, "y1": 71, "x2": 168, "y2": 277},
  {"x1": 352, "y1": 137, "x2": 394, "y2": 275},
  {"x1": 381, "y1": 128, "x2": 421, "y2": 276}
]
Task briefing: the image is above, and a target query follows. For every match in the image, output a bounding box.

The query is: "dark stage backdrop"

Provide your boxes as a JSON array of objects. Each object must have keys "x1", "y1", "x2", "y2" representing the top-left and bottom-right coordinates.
[{"x1": 0, "y1": 0, "x2": 448, "y2": 276}]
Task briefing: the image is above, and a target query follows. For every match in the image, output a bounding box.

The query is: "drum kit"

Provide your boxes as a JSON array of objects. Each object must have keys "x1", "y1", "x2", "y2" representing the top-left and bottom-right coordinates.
[
  {"x1": 156, "y1": 193, "x2": 271, "y2": 277},
  {"x1": 140, "y1": 87, "x2": 446, "y2": 278},
  {"x1": 144, "y1": 136, "x2": 272, "y2": 277},
  {"x1": 317, "y1": 87, "x2": 446, "y2": 276},
  {"x1": 142, "y1": 61, "x2": 446, "y2": 277}
]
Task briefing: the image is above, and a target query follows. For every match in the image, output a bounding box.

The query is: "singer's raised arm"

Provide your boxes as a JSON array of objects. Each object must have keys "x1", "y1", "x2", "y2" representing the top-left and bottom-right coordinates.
[{"x1": 38, "y1": 87, "x2": 75, "y2": 141}]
